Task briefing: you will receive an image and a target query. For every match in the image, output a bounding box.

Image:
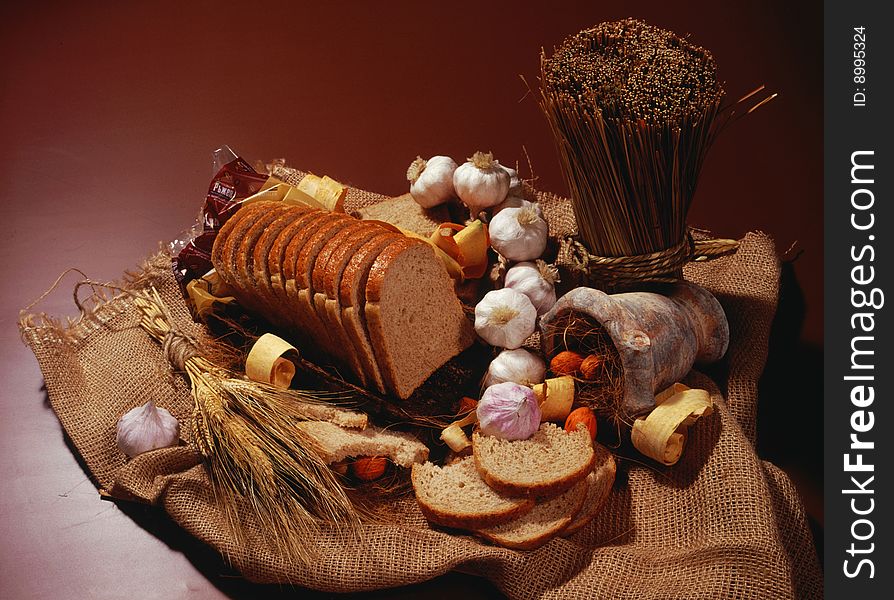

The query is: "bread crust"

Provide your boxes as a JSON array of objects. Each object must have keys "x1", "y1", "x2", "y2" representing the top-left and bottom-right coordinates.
[{"x1": 561, "y1": 445, "x2": 617, "y2": 537}]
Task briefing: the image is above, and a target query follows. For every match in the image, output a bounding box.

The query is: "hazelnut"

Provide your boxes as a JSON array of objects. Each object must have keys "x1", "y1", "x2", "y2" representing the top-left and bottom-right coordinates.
[{"x1": 550, "y1": 350, "x2": 585, "y2": 376}]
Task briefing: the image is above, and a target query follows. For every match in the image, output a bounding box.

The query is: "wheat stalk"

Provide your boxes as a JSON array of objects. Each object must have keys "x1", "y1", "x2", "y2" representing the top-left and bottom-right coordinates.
[{"x1": 133, "y1": 287, "x2": 361, "y2": 564}]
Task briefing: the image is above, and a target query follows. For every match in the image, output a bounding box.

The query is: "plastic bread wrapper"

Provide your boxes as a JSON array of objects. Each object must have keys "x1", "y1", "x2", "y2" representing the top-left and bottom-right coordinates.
[
  {"x1": 172, "y1": 145, "x2": 347, "y2": 294},
  {"x1": 631, "y1": 383, "x2": 713, "y2": 466},
  {"x1": 245, "y1": 333, "x2": 298, "y2": 389}
]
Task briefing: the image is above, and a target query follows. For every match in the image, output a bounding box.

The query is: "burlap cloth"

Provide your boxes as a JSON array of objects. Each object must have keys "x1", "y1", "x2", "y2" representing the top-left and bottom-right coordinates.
[{"x1": 19, "y1": 182, "x2": 822, "y2": 599}]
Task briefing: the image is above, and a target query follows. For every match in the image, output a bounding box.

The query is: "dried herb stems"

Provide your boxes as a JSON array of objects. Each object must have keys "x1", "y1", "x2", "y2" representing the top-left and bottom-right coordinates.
[{"x1": 540, "y1": 19, "x2": 770, "y2": 277}]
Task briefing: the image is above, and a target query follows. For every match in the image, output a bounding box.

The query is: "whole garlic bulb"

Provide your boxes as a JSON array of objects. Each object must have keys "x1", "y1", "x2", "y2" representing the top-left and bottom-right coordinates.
[
  {"x1": 453, "y1": 151, "x2": 510, "y2": 216},
  {"x1": 474, "y1": 288, "x2": 537, "y2": 349},
  {"x1": 407, "y1": 155, "x2": 457, "y2": 208},
  {"x1": 504, "y1": 260, "x2": 559, "y2": 315},
  {"x1": 489, "y1": 204, "x2": 549, "y2": 261},
  {"x1": 477, "y1": 382, "x2": 541, "y2": 440},
  {"x1": 484, "y1": 348, "x2": 546, "y2": 388},
  {"x1": 116, "y1": 400, "x2": 180, "y2": 458}
]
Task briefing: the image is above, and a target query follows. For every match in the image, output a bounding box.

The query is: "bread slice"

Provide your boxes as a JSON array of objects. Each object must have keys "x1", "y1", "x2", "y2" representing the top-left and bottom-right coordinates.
[
  {"x1": 291, "y1": 214, "x2": 357, "y2": 358},
  {"x1": 473, "y1": 423, "x2": 595, "y2": 498},
  {"x1": 212, "y1": 201, "x2": 269, "y2": 286},
  {"x1": 355, "y1": 193, "x2": 450, "y2": 236},
  {"x1": 412, "y1": 456, "x2": 534, "y2": 530},
  {"x1": 235, "y1": 204, "x2": 292, "y2": 324},
  {"x1": 475, "y1": 474, "x2": 589, "y2": 550},
  {"x1": 267, "y1": 209, "x2": 327, "y2": 311},
  {"x1": 365, "y1": 239, "x2": 475, "y2": 399},
  {"x1": 217, "y1": 202, "x2": 279, "y2": 313},
  {"x1": 297, "y1": 421, "x2": 429, "y2": 467},
  {"x1": 236, "y1": 203, "x2": 291, "y2": 289},
  {"x1": 251, "y1": 206, "x2": 311, "y2": 322},
  {"x1": 211, "y1": 203, "x2": 255, "y2": 279},
  {"x1": 339, "y1": 234, "x2": 405, "y2": 393},
  {"x1": 279, "y1": 212, "x2": 345, "y2": 332},
  {"x1": 313, "y1": 222, "x2": 391, "y2": 385},
  {"x1": 562, "y1": 443, "x2": 616, "y2": 536}
]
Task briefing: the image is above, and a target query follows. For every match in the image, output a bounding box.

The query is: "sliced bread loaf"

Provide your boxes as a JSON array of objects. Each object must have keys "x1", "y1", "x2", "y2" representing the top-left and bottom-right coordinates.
[
  {"x1": 562, "y1": 443, "x2": 616, "y2": 536},
  {"x1": 297, "y1": 420, "x2": 429, "y2": 467},
  {"x1": 365, "y1": 239, "x2": 475, "y2": 399},
  {"x1": 473, "y1": 422, "x2": 595, "y2": 498},
  {"x1": 475, "y1": 473, "x2": 589, "y2": 550},
  {"x1": 412, "y1": 456, "x2": 535, "y2": 530}
]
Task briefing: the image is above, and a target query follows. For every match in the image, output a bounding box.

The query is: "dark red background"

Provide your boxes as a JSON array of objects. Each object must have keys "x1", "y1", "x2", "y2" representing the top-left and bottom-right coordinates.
[{"x1": 1, "y1": 1, "x2": 822, "y2": 598}]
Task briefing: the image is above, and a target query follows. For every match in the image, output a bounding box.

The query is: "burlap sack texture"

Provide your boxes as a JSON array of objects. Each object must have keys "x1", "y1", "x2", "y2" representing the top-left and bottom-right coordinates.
[{"x1": 19, "y1": 181, "x2": 822, "y2": 599}]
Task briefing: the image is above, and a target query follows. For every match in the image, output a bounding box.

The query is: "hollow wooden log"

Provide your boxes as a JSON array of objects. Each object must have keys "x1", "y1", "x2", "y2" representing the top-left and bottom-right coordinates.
[{"x1": 540, "y1": 282, "x2": 728, "y2": 417}]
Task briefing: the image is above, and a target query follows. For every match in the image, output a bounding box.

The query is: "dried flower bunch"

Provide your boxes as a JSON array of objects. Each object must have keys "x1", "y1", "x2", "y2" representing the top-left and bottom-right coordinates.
[{"x1": 540, "y1": 19, "x2": 759, "y2": 284}]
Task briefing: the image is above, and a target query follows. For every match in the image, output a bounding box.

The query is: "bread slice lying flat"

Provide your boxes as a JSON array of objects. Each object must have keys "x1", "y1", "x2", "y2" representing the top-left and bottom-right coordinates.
[
  {"x1": 562, "y1": 442, "x2": 616, "y2": 536},
  {"x1": 473, "y1": 423, "x2": 595, "y2": 498},
  {"x1": 475, "y1": 473, "x2": 589, "y2": 550},
  {"x1": 297, "y1": 421, "x2": 428, "y2": 468},
  {"x1": 412, "y1": 456, "x2": 534, "y2": 530},
  {"x1": 354, "y1": 193, "x2": 450, "y2": 236}
]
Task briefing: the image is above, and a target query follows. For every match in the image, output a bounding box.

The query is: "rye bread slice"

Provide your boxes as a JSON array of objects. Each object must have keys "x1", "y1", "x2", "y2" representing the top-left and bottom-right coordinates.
[
  {"x1": 297, "y1": 421, "x2": 429, "y2": 467},
  {"x1": 280, "y1": 212, "x2": 347, "y2": 330},
  {"x1": 251, "y1": 206, "x2": 311, "y2": 322},
  {"x1": 562, "y1": 443, "x2": 616, "y2": 537},
  {"x1": 365, "y1": 239, "x2": 475, "y2": 399},
  {"x1": 235, "y1": 204, "x2": 292, "y2": 319},
  {"x1": 412, "y1": 456, "x2": 535, "y2": 530},
  {"x1": 339, "y1": 234, "x2": 409, "y2": 393},
  {"x1": 312, "y1": 222, "x2": 390, "y2": 385},
  {"x1": 473, "y1": 423, "x2": 596, "y2": 498},
  {"x1": 291, "y1": 214, "x2": 357, "y2": 359},
  {"x1": 475, "y1": 473, "x2": 589, "y2": 550},
  {"x1": 211, "y1": 203, "x2": 255, "y2": 280},
  {"x1": 267, "y1": 210, "x2": 327, "y2": 308},
  {"x1": 355, "y1": 193, "x2": 450, "y2": 236},
  {"x1": 212, "y1": 201, "x2": 269, "y2": 288},
  {"x1": 218, "y1": 202, "x2": 279, "y2": 313}
]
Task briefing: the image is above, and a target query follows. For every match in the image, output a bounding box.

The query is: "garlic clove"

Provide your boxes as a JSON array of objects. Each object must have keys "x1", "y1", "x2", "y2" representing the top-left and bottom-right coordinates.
[
  {"x1": 484, "y1": 348, "x2": 546, "y2": 388},
  {"x1": 408, "y1": 155, "x2": 457, "y2": 208},
  {"x1": 116, "y1": 400, "x2": 180, "y2": 458},
  {"x1": 474, "y1": 288, "x2": 537, "y2": 349}
]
